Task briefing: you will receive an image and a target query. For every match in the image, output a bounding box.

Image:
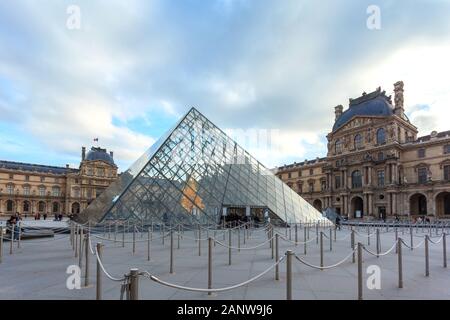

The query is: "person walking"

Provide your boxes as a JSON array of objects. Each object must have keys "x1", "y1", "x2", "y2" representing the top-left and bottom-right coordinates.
[{"x1": 335, "y1": 215, "x2": 341, "y2": 231}]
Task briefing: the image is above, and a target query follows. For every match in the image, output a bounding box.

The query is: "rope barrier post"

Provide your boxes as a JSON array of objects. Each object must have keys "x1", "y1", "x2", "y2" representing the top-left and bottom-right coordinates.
[
  {"x1": 129, "y1": 268, "x2": 139, "y2": 300},
  {"x1": 351, "y1": 229, "x2": 355, "y2": 264},
  {"x1": 410, "y1": 227, "x2": 414, "y2": 251},
  {"x1": 357, "y1": 242, "x2": 363, "y2": 300},
  {"x1": 443, "y1": 233, "x2": 447, "y2": 268},
  {"x1": 9, "y1": 224, "x2": 14, "y2": 254},
  {"x1": 228, "y1": 229, "x2": 232, "y2": 266},
  {"x1": 289, "y1": 226, "x2": 292, "y2": 241},
  {"x1": 316, "y1": 223, "x2": 319, "y2": 244},
  {"x1": 122, "y1": 224, "x2": 125, "y2": 248},
  {"x1": 84, "y1": 233, "x2": 90, "y2": 287},
  {"x1": 275, "y1": 233, "x2": 279, "y2": 280},
  {"x1": 96, "y1": 243, "x2": 103, "y2": 300},
  {"x1": 397, "y1": 238, "x2": 403, "y2": 288},
  {"x1": 170, "y1": 230, "x2": 174, "y2": 274},
  {"x1": 0, "y1": 227, "x2": 3, "y2": 263},
  {"x1": 329, "y1": 228, "x2": 332, "y2": 252},
  {"x1": 147, "y1": 227, "x2": 151, "y2": 261},
  {"x1": 395, "y1": 228, "x2": 398, "y2": 253},
  {"x1": 74, "y1": 225, "x2": 78, "y2": 257},
  {"x1": 307, "y1": 223, "x2": 310, "y2": 240},
  {"x1": 70, "y1": 222, "x2": 73, "y2": 248},
  {"x1": 208, "y1": 237, "x2": 213, "y2": 296},
  {"x1": 17, "y1": 220, "x2": 22, "y2": 249},
  {"x1": 108, "y1": 222, "x2": 111, "y2": 240},
  {"x1": 425, "y1": 235, "x2": 429, "y2": 277},
  {"x1": 114, "y1": 223, "x2": 117, "y2": 242},
  {"x1": 367, "y1": 226, "x2": 370, "y2": 246},
  {"x1": 286, "y1": 250, "x2": 293, "y2": 300},
  {"x1": 132, "y1": 225, "x2": 136, "y2": 255},
  {"x1": 304, "y1": 225, "x2": 307, "y2": 255},
  {"x1": 271, "y1": 230, "x2": 274, "y2": 260},
  {"x1": 295, "y1": 224, "x2": 298, "y2": 246},
  {"x1": 198, "y1": 228, "x2": 202, "y2": 257},
  {"x1": 238, "y1": 226, "x2": 241, "y2": 252},
  {"x1": 78, "y1": 228, "x2": 83, "y2": 267},
  {"x1": 178, "y1": 225, "x2": 181, "y2": 249},
  {"x1": 334, "y1": 225, "x2": 336, "y2": 242},
  {"x1": 320, "y1": 232, "x2": 324, "y2": 270},
  {"x1": 376, "y1": 229, "x2": 380, "y2": 258},
  {"x1": 162, "y1": 224, "x2": 165, "y2": 245}
]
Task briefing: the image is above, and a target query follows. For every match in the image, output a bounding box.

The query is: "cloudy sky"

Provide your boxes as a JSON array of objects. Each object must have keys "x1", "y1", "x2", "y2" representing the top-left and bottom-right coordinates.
[{"x1": 1, "y1": 0, "x2": 449, "y2": 171}]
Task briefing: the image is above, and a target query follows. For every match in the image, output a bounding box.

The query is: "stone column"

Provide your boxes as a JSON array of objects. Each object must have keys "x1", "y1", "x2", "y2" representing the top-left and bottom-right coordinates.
[{"x1": 368, "y1": 193, "x2": 373, "y2": 216}]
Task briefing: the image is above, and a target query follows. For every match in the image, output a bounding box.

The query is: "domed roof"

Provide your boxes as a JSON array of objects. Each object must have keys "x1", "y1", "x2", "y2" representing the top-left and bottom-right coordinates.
[
  {"x1": 333, "y1": 89, "x2": 394, "y2": 132},
  {"x1": 85, "y1": 147, "x2": 115, "y2": 166}
]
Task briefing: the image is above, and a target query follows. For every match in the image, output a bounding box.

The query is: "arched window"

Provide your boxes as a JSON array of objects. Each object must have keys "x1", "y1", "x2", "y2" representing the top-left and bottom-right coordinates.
[
  {"x1": 38, "y1": 201, "x2": 46, "y2": 213},
  {"x1": 52, "y1": 202, "x2": 59, "y2": 213},
  {"x1": 376, "y1": 128, "x2": 386, "y2": 145},
  {"x1": 23, "y1": 201, "x2": 30, "y2": 213},
  {"x1": 6, "y1": 200, "x2": 14, "y2": 212},
  {"x1": 71, "y1": 202, "x2": 80, "y2": 214},
  {"x1": 354, "y1": 134, "x2": 363, "y2": 149},
  {"x1": 351, "y1": 170, "x2": 362, "y2": 188},
  {"x1": 335, "y1": 139, "x2": 343, "y2": 154}
]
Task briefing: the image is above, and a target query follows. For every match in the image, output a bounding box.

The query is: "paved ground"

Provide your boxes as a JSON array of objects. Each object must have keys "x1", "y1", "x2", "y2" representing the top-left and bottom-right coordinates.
[{"x1": 0, "y1": 222, "x2": 449, "y2": 300}]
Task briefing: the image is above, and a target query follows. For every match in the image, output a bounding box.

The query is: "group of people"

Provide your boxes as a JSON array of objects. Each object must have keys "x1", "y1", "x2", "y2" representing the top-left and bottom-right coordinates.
[
  {"x1": 33, "y1": 213, "x2": 64, "y2": 221},
  {"x1": 5, "y1": 213, "x2": 22, "y2": 240}
]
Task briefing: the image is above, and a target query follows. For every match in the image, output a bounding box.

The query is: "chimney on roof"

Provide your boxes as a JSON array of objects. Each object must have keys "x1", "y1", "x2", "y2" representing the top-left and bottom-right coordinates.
[
  {"x1": 110, "y1": 151, "x2": 114, "y2": 158},
  {"x1": 82, "y1": 146, "x2": 86, "y2": 161},
  {"x1": 394, "y1": 81, "x2": 405, "y2": 117},
  {"x1": 334, "y1": 105, "x2": 343, "y2": 121}
]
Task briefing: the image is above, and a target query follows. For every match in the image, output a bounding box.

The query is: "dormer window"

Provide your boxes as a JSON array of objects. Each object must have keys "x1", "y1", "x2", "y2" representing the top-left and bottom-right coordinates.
[
  {"x1": 354, "y1": 134, "x2": 363, "y2": 149},
  {"x1": 335, "y1": 139, "x2": 343, "y2": 154},
  {"x1": 376, "y1": 128, "x2": 386, "y2": 145},
  {"x1": 418, "y1": 148, "x2": 426, "y2": 158}
]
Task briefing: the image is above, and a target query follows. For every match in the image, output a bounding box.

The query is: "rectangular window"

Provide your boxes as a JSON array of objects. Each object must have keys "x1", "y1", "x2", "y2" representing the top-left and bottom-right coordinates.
[
  {"x1": 7, "y1": 184, "x2": 14, "y2": 195},
  {"x1": 52, "y1": 187, "x2": 60, "y2": 197},
  {"x1": 321, "y1": 180, "x2": 326, "y2": 191},
  {"x1": 9, "y1": 174, "x2": 13, "y2": 180},
  {"x1": 25, "y1": 175, "x2": 30, "y2": 181},
  {"x1": 444, "y1": 165, "x2": 450, "y2": 181},
  {"x1": 418, "y1": 167, "x2": 428, "y2": 184},
  {"x1": 39, "y1": 187, "x2": 46, "y2": 197},
  {"x1": 98, "y1": 168, "x2": 105, "y2": 177},
  {"x1": 377, "y1": 170, "x2": 385, "y2": 187},
  {"x1": 445, "y1": 145, "x2": 450, "y2": 154},
  {"x1": 418, "y1": 148, "x2": 426, "y2": 158},
  {"x1": 40, "y1": 176, "x2": 45, "y2": 182},
  {"x1": 23, "y1": 186, "x2": 30, "y2": 196},
  {"x1": 288, "y1": 172, "x2": 291, "y2": 179},
  {"x1": 335, "y1": 175, "x2": 341, "y2": 189},
  {"x1": 309, "y1": 169, "x2": 313, "y2": 176},
  {"x1": 309, "y1": 183, "x2": 314, "y2": 192}
]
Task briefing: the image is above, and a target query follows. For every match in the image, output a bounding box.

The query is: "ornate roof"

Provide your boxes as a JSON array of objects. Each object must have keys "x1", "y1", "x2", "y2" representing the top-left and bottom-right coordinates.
[
  {"x1": 0, "y1": 160, "x2": 79, "y2": 175},
  {"x1": 332, "y1": 87, "x2": 394, "y2": 132},
  {"x1": 85, "y1": 147, "x2": 116, "y2": 166}
]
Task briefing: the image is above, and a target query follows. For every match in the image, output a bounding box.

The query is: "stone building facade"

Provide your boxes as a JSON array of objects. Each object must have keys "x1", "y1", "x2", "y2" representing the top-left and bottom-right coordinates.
[
  {"x1": 275, "y1": 81, "x2": 450, "y2": 219},
  {"x1": 0, "y1": 146, "x2": 118, "y2": 218}
]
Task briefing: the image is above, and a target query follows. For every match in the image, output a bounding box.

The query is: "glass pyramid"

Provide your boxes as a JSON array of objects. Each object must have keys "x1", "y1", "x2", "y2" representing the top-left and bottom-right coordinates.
[{"x1": 76, "y1": 108, "x2": 330, "y2": 226}]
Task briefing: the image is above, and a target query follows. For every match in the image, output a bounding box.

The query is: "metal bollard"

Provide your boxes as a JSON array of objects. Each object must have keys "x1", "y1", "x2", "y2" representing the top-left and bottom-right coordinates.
[
  {"x1": 84, "y1": 233, "x2": 90, "y2": 287},
  {"x1": 367, "y1": 227, "x2": 370, "y2": 246},
  {"x1": 271, "y1": 230, "x2": 274, "y2": 259},
  {"x1": 129, "y1": 268, "x2": 139, "y2": 300},
  {"x1": 96, "y1": 243, "x2": 103, "y2": 300},
  {"x1": 334, "y1": 226, "x2": 336, "y2": 242},
  {"x1": 132, "y1": 226, "x2": 136, "y2": 255},
  {"x1": 289, "y1": 226, "x2": 292, "y2": 241},
  {"x1": 410, "y1": 227, "x2": 413, "y2": 251},
  {"x1": 357, "y1": 242, "x2": 363, "y2": 300},
  {"x1": 316, "y1": 223, "x2": 319, "y2": 244},
  {"x1": 351, "y1": 229, "x2": 355, "y2": 263},
  {"x1": 286, "y1": 250, "x2": 293, "y2": 300},
  {"x1": 295, "y1": 224, "x2": 298, "y2": 245},
  {"x1": 208, "y1": 237, "x2": 213, "y2": 296},
  {"x1": 78, "y1": 228, "x2": 83, "y2": 267},
  {"x1": 114, "y1": 223, "x2": 117, "y2": 242},
  {"x1": 108, "y1": 222, "x2": 111, "y2": 239},
  {"x1": 320, "y1": 232, "x2": 324, "y2": 270},
  {"x1": 198, "y1": 230, "x2": 202, "y2": 257},
  {"x1": 170, "y1": 231, "x2": 174, "y2": 274},
  {"x1": 147, "y1": 228, "x2": 151, "y2": 261},
  {"x1": 228, "y1": 229, "x2": 232, "y2": 266},
  {"x1": 162, "y1": 225, "x2": 165, "y2": 245},
  {"x1": 397, "y1": 238, "x2": 403, "y2": 288},
  {"x1": 425, "y1": 235, "x2": 429, "y2": 277},
  {"x1": 443, "y1": 233, "x2": 447, "y2": 268},
  {"x1": 395, "y1": 228, "x2": 398, "y2": 253},
  {"x1": 275, "y1": 234, "x2": 279, "y2": 280}
]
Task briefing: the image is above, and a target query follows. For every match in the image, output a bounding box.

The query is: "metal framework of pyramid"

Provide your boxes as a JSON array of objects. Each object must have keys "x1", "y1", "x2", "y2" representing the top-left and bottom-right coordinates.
[{"x1": 76, "y1": 108, "x2": 330, "y2": 226}]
